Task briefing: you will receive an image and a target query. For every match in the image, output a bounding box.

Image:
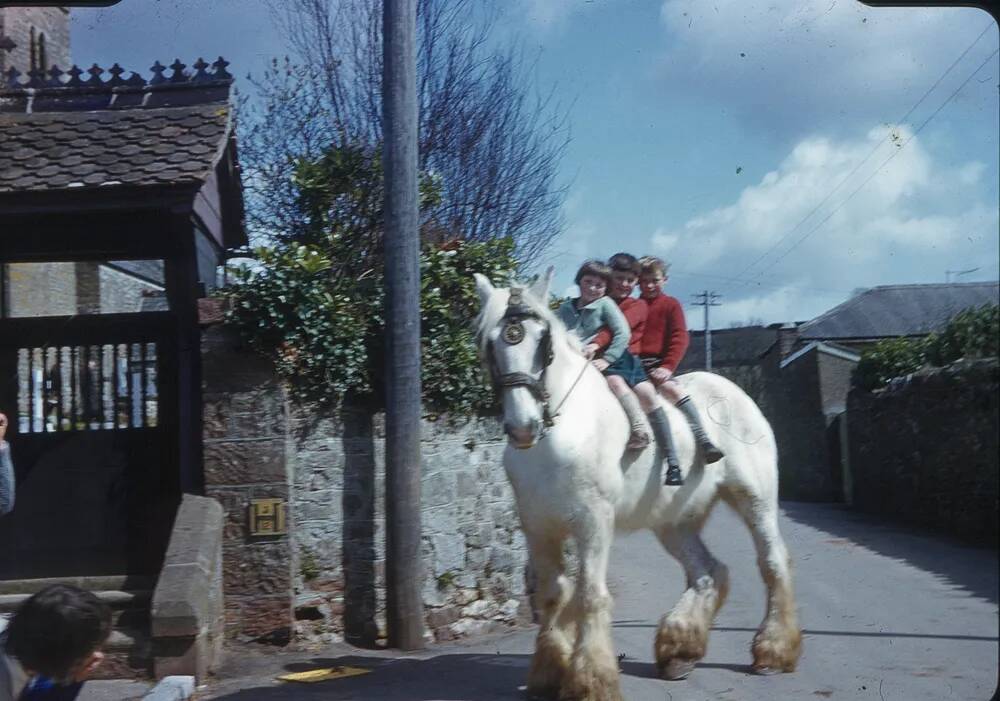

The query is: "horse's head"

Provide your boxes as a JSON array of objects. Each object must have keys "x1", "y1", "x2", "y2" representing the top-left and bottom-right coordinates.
[{"x1": 474, "y1": 268, "x2": 558, "y2": 449}]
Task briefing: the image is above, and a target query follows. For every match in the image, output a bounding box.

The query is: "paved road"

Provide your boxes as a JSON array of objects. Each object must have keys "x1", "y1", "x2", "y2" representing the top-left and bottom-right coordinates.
[{"x1": 201, "y1": 502, "x2": 998, "y2": 701}]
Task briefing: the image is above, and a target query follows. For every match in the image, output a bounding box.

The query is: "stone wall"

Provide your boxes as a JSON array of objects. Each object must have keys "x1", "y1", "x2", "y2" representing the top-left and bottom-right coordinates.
[
  {"x1": 846, "y1": 359, "x2": 999, "y2": 545},
  {"x1": 198, "y1": 324, "x2": 530, "y2": 645},
  {"x1": 290, "y1": 407, "x2": 530, "y2": 646},
  {"x1": 201, "y1": 326, "x2": 295, "y2": 643}
]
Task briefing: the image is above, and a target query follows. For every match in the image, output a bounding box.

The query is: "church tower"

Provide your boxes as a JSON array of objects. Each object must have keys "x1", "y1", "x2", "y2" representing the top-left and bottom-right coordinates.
[{"x1": 0, "y1": 6, "x2": 71, "y2": 77}]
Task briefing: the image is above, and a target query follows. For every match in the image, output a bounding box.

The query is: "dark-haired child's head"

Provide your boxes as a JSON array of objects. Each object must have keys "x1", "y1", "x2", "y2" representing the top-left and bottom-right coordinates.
[
  {"x1": 607, "y1": 253, "x2": 640, "y2": 301},
  {"x1": 4, "y1": 584, "x2": 112, "y2": 684},
  {"x1": 574, "y1": 260, "x2": 611, "y2": 306}
]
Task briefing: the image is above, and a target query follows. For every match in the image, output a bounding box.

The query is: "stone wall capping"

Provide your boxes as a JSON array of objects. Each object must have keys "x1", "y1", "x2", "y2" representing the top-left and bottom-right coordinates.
[{"x1": 151, "y1": 495, "x2": 225, "y2": 680}]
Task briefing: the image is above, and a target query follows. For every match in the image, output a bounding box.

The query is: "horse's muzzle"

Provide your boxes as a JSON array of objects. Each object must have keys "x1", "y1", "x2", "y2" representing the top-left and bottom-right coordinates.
[{"x1": 504, "y1": 419, "x2": 540, "y2": 449}]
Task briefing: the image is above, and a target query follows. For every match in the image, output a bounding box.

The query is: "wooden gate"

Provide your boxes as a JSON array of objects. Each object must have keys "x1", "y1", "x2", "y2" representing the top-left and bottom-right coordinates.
[{"x1": 0, "y1": 313, "x2": 180, "y2": 579}]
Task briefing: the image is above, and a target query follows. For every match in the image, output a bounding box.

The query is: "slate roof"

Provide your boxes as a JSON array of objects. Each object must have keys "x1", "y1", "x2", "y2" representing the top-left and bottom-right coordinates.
[
  {"x1": 0, "y1": 58, "x2": 234, "y2": 194},
  {"x1": 104, "y1": 260, "x2": 165, "y2": 286},
  {"x1": 799, "y1": 282, "x2": 1000, "y2": 341},
  {"x1": 678, "y1": 325, "x2": 779, "y2": 371}
]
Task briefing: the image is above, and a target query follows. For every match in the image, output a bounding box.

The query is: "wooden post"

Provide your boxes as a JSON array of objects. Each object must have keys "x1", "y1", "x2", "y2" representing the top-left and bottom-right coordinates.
[{"x1": 382, "y1": 0, "x2": 425, "y2": 649}]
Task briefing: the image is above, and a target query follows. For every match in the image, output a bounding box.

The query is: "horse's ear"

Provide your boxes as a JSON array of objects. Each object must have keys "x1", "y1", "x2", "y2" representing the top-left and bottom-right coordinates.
[
  {"x1": 529, "y1": 266, "x2": 554, "y2": 303},
  {"x1": 473, "y1": 273, "x2": 495, "y2": 307}
]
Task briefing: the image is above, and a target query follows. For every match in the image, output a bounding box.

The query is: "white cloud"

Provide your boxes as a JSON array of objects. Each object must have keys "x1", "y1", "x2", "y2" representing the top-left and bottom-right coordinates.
[
  {"x1": 656, "y1": 0, "x2": 996, "y2": 131},
  {"x1": 654, "y1": 124, "x2": 998, "y2": 326}
]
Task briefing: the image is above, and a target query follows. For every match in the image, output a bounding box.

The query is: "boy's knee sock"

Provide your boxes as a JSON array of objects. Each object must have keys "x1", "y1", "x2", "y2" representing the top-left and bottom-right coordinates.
[
  {"x1": 618, "y1": 391, "x2": 647, "y2": 435},
  {"x1": 676, "y1": 396, "x2": 724, "y2": 462},
  {"x1": 647, "y1": 408, "x2": 679, "y2": 467},
  {"x1": 647, "y1": 408, "x2": 683, "y2": 486}
]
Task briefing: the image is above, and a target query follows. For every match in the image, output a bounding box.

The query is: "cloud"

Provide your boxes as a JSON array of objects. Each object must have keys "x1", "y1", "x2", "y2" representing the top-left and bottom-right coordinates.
[
  {"x1": 655, "y1": 0, "x2": 996, "y2": 132},
  {"x1": 654, "y1": 124, "x2": 998, "y2": 326}
]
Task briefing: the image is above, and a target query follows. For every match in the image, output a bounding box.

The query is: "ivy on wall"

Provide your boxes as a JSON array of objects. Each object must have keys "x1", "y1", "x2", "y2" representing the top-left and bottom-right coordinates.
[{"x1": 853, "y1": 304, "x2": 999, "y2": 391}]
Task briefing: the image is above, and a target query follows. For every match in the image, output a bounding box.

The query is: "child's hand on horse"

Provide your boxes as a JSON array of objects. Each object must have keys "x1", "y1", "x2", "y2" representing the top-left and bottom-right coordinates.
[{"x1": 649, "y1": 367, "x2": 673, "y2": 384}]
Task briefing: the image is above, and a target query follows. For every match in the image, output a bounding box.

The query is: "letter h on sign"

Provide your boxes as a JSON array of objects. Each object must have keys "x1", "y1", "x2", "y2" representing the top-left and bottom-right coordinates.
[{"x1": 249, "y1": 498, "x2": 287, "y2": 536}]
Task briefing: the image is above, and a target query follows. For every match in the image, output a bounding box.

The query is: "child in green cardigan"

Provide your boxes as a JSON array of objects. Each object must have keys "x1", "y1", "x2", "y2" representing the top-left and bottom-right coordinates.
[{"x1": 556, "y1": 260, "x2": 650, "y2": 450}]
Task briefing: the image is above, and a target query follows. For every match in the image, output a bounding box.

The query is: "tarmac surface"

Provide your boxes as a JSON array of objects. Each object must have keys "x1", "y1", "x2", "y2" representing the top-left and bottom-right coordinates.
[{"x1": 83, "y1": 501, "x2": 999, "y2": 701}]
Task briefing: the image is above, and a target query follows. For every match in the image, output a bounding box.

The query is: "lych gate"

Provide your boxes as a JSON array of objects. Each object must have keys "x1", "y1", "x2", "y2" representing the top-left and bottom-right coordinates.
[{"x1": 0, "y1": 59, "x2": 246, "y2": 581}]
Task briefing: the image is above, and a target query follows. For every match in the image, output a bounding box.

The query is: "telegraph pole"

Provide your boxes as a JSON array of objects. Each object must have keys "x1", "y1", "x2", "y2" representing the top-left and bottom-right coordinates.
[
  {"x1": 383, "y1": 0, "x2": 424, "y2": 650},
  {"x1": 945, "y1": 267, "x2": 979, "y2": 283},
  {"x1": 691, "y1": 291, "x2": 722, "y2": 370}
]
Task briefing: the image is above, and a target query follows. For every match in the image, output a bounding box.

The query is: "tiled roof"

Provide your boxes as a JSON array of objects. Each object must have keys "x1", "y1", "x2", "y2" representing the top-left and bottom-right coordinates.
[
  {"x1": 799, "y1": 282, "x2": 1000, "y2": 340},
  {"x1": 0, "y1": 102, "x2": 230, "y2": 192},
  {"x1": 678, "y1": 325, "x2": 778, "y2": 371},
  {"x1": 0, "y1": 58, "x2": 233, "y2": 193}
]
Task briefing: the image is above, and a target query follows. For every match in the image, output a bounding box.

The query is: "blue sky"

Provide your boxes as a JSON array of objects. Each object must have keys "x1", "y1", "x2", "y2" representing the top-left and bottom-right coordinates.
[{"x1": 70, "y1": 1, "x2": 999, "y2": 328}]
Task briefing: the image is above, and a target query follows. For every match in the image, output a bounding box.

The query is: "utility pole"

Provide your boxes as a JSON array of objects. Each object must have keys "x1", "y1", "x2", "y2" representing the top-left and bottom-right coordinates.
[
  {"x1": 691, "y1": 291, "x2": 722, "y2": 370},
  {"x1": 945, "y1": 267, "x2": 979, "y2": 283},
  {"x1": 382, "y1": 0, "x2": 424, "y2": 650}
]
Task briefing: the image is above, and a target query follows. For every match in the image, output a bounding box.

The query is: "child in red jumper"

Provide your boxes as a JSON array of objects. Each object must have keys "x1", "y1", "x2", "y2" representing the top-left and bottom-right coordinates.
[
  {"x1": 638, "y1": 256, "x2": 723, "y2": 477},
  {"x1": 589, "y1": 253, "x2": 686, "y2": 485}
]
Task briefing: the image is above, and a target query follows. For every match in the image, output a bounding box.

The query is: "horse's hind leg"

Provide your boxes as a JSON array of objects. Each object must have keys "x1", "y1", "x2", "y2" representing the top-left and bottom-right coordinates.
[
  {"x1": 525, "y1": 531, "x2": 574, "y2": 700},
  {"x1": 652, "y1": 520, "x2": 730, "y2": 681},
  {"x1": 722, "y1": 488, "x2": 802, "y2": 674}
]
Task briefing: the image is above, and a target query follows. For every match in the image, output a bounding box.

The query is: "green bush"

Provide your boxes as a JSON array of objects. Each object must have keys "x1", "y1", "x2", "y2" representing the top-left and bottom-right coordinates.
[
  {"x1": 924, "y1": 303, "x2": 999, "y2": 367},
  {"x1": 853, "y1": 303, "x2": 999, "y2": 391},
  {"x1": 853, "y1": 336, "x2": 930, "y2": 391},
  {"x1": 223, "y1": 237, "x2": 517, "y2": 414},
  {"x1": 222, "y1": 140, "x2": 521, "y2": 415}
]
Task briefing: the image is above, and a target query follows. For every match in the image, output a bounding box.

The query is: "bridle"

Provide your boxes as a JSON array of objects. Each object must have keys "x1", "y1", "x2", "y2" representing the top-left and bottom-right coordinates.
[{"x1": 486, "y1": 287, "x2": 558, "y2": 429}]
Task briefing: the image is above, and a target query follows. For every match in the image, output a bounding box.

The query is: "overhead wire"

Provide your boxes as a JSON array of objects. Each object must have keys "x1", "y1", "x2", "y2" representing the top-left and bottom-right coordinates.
[
  {"x1": 724, "y1": 22, "x2": 997, "y2": 289},
  {"x1": 750, "y1": 44, "x2": 999, "y2": 279}
]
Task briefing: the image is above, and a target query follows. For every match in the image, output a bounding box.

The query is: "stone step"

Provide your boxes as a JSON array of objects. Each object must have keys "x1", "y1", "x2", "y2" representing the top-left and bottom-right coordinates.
[
  {"x1": 0, "y1": 589, "x2": 152, "y2": 613},
  {"x1": 91, "y1": 628, "x2": 153, "y2": 680},
  {"x1": 0, "y1": 578, "x2": 157, "y2": 680},
  {"x1": 0, "y1": 575, "x2": 156, "y2": 596}
]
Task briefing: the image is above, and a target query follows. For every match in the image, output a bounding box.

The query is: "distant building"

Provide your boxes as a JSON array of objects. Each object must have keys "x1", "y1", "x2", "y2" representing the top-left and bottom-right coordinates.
[{"x1": 679, "y1": 281, "x2": 999, "y2": 501}]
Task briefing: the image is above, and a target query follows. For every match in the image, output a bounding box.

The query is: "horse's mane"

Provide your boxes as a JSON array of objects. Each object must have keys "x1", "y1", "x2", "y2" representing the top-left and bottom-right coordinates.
[{"x1": 474, "y1": 283, "x2": 583, "y2": 360}]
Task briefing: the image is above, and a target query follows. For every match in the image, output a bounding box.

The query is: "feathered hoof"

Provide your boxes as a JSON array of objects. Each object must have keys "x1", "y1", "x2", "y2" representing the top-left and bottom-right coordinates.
[
  {"x1": 656, "y1": 658, "x2": 696, "y2": 681},
  {"x1": 751, "y1": 626, "x2": 801, "y2": 674},
  {"x1": 557, "y1": 674, "x2": 623, "y2": 701},
  {"x1": 526, "y1": 683, "x2": 561, "y2": 701},
  {"x1": 750, "y1": 664, "x2": 783, "y2": 676}
]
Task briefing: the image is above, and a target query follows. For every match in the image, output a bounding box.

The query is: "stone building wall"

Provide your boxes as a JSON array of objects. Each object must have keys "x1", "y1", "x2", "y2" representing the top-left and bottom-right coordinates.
[
  {"x1": 0, "y1": 6, "x2": 71, "y2": 75},
  {"x1": 4, "y1": 262, "x2": 161, "y2": 317},
  {"x1": 5, "y1": 262, "x2": 79, "y2": 317},
  {"x1": 846, "y1": 359, "x2": 998, "y2": 545}
]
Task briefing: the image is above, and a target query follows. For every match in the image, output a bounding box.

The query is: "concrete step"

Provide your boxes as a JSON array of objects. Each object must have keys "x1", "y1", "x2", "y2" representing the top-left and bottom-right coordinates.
[
  {"x1": 0, "y1": 575, "x2": 156, "y2": 596},
  {"x1": 92, "y1": 627, "x2": 153, "y2": 680},
  {"x1": 0, "y1": 589, "x2": 152, "y2": 613},
  {"x1": 0, "y1": 581, "x2": 156, "y2": 680}
]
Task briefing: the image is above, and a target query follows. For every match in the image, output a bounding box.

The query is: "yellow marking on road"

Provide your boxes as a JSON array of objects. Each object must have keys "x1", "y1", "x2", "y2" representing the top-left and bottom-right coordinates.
[{"x1": 277, "y1": 666, "x2": 371, "y2": 683}]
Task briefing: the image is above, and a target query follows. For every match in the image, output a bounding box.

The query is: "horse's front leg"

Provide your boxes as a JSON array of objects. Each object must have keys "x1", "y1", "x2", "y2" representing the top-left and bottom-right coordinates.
[
  {"x1": 561, "y1": 501, "x2": 622, "y2": 701},
  {"x1": 525, "y1": 530, "x2": 574, "y2": 700}
]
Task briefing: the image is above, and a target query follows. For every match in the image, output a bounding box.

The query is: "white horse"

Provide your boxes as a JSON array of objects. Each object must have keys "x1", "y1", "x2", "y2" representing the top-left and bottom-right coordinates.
[{"x1": 473, "y1": 273, "x2": 801, "y2": 701}]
